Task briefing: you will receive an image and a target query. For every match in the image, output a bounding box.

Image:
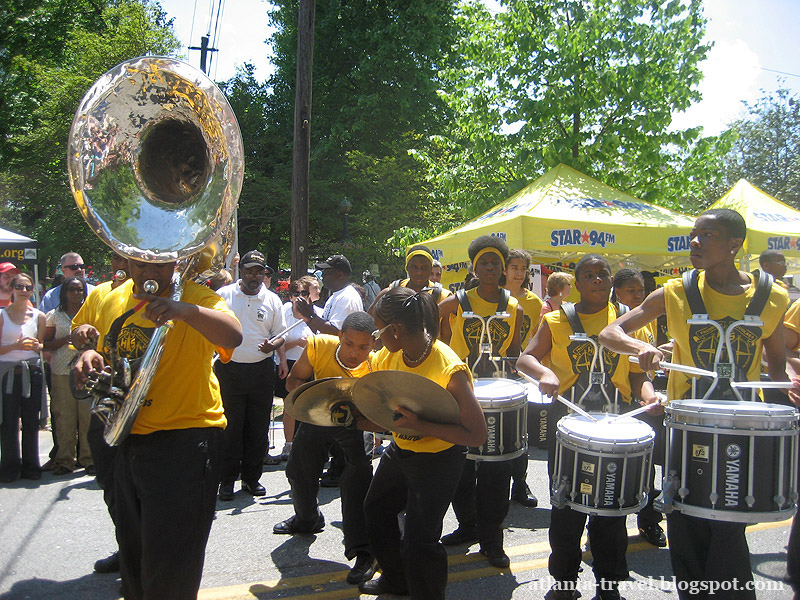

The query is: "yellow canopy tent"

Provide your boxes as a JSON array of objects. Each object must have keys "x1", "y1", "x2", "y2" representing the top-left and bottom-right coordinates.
[
  {"x1": 421, "y1": 164, "x2": 696, "y2": 290},
  {"x1": 707, "y1": 179, "x2": 800, "y2": 274}
]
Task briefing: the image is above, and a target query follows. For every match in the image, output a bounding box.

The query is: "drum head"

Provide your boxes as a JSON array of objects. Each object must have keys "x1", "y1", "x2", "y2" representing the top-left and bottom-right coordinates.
[
  {"x1": 473, "y1": 378, "x2": 527, "y2": 406},
  {"x1": 520, "y1": 380, "x2": 552, "y2": 405},
  {"x1": 558, "y1": 413, "x2": 655, "y2": 446}
]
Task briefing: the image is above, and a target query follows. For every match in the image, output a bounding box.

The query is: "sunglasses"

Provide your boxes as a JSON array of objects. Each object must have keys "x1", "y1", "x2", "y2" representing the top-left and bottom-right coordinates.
[
  {"x1": 289, "y1": 291, "x2": 311, "y2": 298},
  {"x1": 14, "y1": 284, "x2": 34, "y2": 291},
  {"x1": 372, "y1": 324, "x2": 392, "y2": 341},
  {"x1": 63, "y1": 264, "x2": 85, "y2": 271}
]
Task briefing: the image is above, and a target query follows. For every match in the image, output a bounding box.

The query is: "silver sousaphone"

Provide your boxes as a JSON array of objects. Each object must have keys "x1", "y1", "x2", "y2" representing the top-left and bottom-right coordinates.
[{"x1": 68, "y1": 56, "x2": 243, "y2": 445}]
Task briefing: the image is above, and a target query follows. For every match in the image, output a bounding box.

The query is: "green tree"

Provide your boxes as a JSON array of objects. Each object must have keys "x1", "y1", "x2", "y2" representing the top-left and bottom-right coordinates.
[
  {"x1": 416, "y1": 0, "x2": 729, "y2": 231},
  {"x1": 262, "y1": 0, "x2": 459, "y2": 278},
  {"x1": 718, "y1": 88, "x2": 800, "y2": 209},
  {"x1": 0, "y1": 1, "x2": 179, "y2": 273}
]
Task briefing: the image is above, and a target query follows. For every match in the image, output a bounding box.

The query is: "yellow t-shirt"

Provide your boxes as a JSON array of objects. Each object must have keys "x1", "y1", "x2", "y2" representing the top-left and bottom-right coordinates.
[
  {"x1": 73, "y1": 281, "x2": 115, "y2": 332},
  {"x1": 394, "y1": 279, "x2": 452, "y2": 302},
  {"x1": 785, "y1": 299, "x2": 800, "y2": 352},
  {"x1": 544, "y1": 303, "x2": 644, "y2": 404},
  {"x1": 71, "y1": 279, "x2": 236, "y2": 434},
  {"x1": 305, "y1": 334, "x2": 374, "y2": 378},
  {"x1": 663, "y1": 271, "x2": 789, "y2": 400},
  {"x1": 448, "y1": 288, "x2": 520, "y2": 361},
  {"x1": 373, "y1": 340, "x2": 471, "y2": 453},
  {"x1": 513, "y1": 289, "x2": 544, "y2": 348}
]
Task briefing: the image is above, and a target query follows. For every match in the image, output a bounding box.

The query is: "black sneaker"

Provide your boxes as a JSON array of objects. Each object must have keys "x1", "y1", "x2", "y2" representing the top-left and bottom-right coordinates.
[
  {"x1": 441, "y1": 526, "x2": 478, "y2": 546},
  {"x1": 593, "y1": 581, "x2": 623, "y2": 600},
  {"x1": 346, "y1": 552, "x2": 376, "y2": 584},
  {"x1": 319, "y1": 470, "x2": 341, "y2": 488},
  {"x1": 638, "y1": 523, "x2": 667, "y2": 547},
  {"x1": 94, "y1": 551, "x2": 120, "y2": 574}
]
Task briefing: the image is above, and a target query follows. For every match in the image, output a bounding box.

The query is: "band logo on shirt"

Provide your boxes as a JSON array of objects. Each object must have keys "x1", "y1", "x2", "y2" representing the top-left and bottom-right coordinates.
[
  {"x1": 520, "y1": 315, "x2": 532, "y2": 343},
  {"x1": 567, "y1": 336, "x2": 620, "y2": 377},
  {"x1": 462, "y1": 317, "x2": 511, "y2": 356},
  {"x1": 102, "y1": 324, "x2": 155, "y2": 360},
  {"x1": 688, "y1": 318, "x2": 762, "y2": 374}
]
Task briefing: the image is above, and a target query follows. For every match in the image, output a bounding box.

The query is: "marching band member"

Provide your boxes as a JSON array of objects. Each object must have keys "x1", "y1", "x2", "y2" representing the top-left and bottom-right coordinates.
[
  {"x1": 517, "y1": 253, "x2": 657, "y2": 600},
  {"x1": 599, "y1": 208, "x2": 799, "y2": 600},
  {"x1": 503, "y1": 248, "x2": 543, "y2": 508},
  {"x1": 438, "y1": 235, "x2": 523, "y2": 568},
  {"x1": 273, "y1": 311, "x2": 377, "y2": 586},
  {"x1": 72, "y1": 259, "x2": 241, "y2": 600},
  {"x1": 367, "y1": 245, "x2": 450, "y2": 314},
  {"x1": 611, "y1": 268, "x2": 667, "y2": 548},
  {"x1": 360, "y1": 287, "x2": 486, "y2": 599}
]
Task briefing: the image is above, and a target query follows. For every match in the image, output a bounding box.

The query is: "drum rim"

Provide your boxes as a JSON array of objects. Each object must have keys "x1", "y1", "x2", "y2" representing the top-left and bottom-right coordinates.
[{"x1": 557, "y1": 414, "x2": 656, "y2": 445}]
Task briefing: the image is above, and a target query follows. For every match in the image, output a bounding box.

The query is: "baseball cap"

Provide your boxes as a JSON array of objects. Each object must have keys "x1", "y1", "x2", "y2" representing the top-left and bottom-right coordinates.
[
  {"x1": 0, "y1": 262, "x2": 20, "y2": 275},
  {"x1": 315, "y1": 254, "x2": 351, "y2": 275},
  {"x1": 241, "y1": 250, "x2": 266, "y2": 269}
]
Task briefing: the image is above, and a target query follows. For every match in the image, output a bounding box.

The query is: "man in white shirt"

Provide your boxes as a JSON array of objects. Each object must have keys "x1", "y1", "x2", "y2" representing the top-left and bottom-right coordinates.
[
  {"x1": 295, "y1": 254, "x2": 363, "y2": 333},
  {"x1": 215, "y1": 250, "x2": 287, "y2": 500}
]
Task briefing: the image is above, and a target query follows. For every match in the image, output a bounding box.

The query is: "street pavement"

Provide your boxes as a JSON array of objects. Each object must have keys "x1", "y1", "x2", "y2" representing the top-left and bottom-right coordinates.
[{"x1": 0, "y1": 419, "x2": 796, "y2": 600}]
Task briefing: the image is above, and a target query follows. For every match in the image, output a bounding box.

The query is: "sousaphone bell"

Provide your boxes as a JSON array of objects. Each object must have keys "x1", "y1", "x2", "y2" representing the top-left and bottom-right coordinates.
[{"x1": 68, "y1": 56, "x2": 244, "y2": 445}]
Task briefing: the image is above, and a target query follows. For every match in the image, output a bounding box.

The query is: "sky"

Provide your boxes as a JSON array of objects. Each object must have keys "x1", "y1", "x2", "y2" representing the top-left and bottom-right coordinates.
[{"x1": 158, "y1": 0, "x2": 800, "y2": 136}]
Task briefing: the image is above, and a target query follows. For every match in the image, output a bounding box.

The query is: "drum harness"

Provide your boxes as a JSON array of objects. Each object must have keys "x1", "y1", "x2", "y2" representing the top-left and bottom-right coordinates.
[
  {"x1": 560, "y1": 301, "x2": 628, "y2": 415},
  {"x1": 455, "y1": 288, "x2": 512, "y2": 377},
  {"x1": 390, "y1": 279, "x2": 443, "y2": 303},
  {"x1": 681, "y1": 268, "x2": 773, "y2": 402}
]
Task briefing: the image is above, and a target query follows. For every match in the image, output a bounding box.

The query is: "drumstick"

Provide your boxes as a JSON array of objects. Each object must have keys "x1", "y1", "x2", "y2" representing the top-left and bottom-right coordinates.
[
  {"x1": 517, "y1": 371, "x2": 599, "y2": 422},
  {"x1": 267, "y1": 318, "x2": 307, "y2": 345},
  {"x1": 730, "y1": 381, "x2": 795, "y2": 390},
  {"x1": 610, "y1": 393, "x2": 669, "y2": 422},
  {"x1": 628, "y1": 357, "x2": 717, "y2": 379}
]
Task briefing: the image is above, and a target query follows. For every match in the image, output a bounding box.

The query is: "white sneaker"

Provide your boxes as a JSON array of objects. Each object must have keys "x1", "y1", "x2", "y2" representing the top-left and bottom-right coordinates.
[{"x1": 280, "y1": 442, "x2": 292, "y2": 461}]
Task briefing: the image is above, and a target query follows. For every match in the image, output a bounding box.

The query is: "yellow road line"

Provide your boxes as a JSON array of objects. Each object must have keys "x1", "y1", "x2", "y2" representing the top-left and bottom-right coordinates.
[{"x1": 197, "y1": 518, "x2": 793, "y2": 600}]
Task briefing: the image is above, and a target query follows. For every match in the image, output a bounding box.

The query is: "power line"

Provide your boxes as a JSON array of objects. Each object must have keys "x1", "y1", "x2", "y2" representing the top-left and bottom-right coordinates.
[{"x1": 762, "y1": 67, "x2": 800, "y2": 80}]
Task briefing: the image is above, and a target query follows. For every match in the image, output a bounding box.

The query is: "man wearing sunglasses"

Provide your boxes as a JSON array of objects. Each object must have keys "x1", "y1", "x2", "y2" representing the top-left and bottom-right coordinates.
[
  {"x1": 215, "y1": 250, "x2": 287, "y2": 500},
  {"x1": 40, "y1": 252, "x2": 95, "y2": 313}
]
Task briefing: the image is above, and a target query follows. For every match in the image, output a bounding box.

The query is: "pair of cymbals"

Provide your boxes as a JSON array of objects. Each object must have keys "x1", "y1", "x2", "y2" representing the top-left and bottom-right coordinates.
[{"x1": 284, "y1": 371, "x2": 459, "y2": 436}]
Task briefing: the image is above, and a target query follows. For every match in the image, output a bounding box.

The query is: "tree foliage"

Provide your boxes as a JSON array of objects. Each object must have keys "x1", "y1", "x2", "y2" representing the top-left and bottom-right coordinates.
[
  {"x1": 0, "y1": 1, "x2": 179, "y2": 272},
  {"x1": 413, "y1": 0, "x2": 730, "y2": 234},
  {"x1": 259, "y1": 0, "x2": 459, "y2": 278},
  {"x1": 718, "y1": 88, "x2": 800, "y2": 209}
]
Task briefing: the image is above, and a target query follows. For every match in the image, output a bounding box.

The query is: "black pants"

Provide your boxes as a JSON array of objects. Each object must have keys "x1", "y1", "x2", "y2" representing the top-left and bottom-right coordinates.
[
  {"x1": 115, "y1": 427, "x2": 222, "y2": 600},
  {"x1": 666, "y1": 512, "x2": 755, "y2": 600},
  {"x1": 0, "y1": 367, "x2": 43, "y2": 480},
  {"x1": 548, "y1": 504, "x2": 629, "y2": 584},
  {"x1": 215, "y1": 359, "x2": 274, "y2": 484},
  {"x1": 636, "y1": 410, "x2": 665, "y2": 529},
  {"x1": 545, "y1": 394, "x2": 635, "y2": 585},
  {"x1": 364, "y1": 442, "x2": 465, "y2": 600},
  {"x1": 451, "y1": 457, "x2": 514, "y2": 549},
  {"x1": 87, "y1": 413, "x2": 118, "y2": 525},
  {"x1": 286, "y1": 422, "x2": 372, "y2": 559}
]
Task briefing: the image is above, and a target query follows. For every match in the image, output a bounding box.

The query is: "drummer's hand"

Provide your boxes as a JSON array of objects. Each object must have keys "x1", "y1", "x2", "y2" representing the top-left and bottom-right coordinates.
[
  {"x1": 789, "y1": 377, "x2": 800, "y2": 407},
  {"x1": 642, "y1": 392, "x2": 666, "y2": 416},
  {"x1": 538, "y1": 371, "x2": 561, "y2": 399},
  {"x1": 392, "y1": 405, "x2": 420, "y2": 430},
  {"x1": 636, "y1": 345, "x2": 664, "y2": 373}
]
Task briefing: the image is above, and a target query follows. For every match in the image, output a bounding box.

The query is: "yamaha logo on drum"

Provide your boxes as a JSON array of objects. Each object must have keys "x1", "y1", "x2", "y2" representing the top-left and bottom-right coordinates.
[
  {"x1": 726, "y1": 444, "x2": 742, "y2": 459},
  {"x1": 606, "y1": 463, "x2": 618, "y2": 473},
  {"x1": 725, "y1": 444, "x2": 742, "y2": 507}
]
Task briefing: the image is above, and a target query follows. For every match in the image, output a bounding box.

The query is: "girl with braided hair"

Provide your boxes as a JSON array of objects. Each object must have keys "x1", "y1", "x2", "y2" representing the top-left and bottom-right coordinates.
[{"x1": 359, "y1": 287, "x2": 486, "y2": 600}]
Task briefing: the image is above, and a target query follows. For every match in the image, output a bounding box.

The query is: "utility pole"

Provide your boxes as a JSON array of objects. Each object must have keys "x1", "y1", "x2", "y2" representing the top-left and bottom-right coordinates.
[
  {"x1": 291, "y1": 0, "x2": 315, "y2": 279},
  {"x1": 188, "y1": 35, "x2": 218, "y2": 74}
]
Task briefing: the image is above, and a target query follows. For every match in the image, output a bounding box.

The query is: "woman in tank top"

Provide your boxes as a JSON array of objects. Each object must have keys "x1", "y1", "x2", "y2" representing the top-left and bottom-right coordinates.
[{"x1": 0, "y1": 272, "x2": 46, "y2": 482}]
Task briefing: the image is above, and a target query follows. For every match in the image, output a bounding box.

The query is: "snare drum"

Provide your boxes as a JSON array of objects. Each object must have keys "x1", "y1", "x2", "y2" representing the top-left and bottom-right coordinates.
[
  {"x1": 552, "y1": 414, "x2": 655, "y2": 516},
  {"x1": 467, "y1": 378, "x2": 528, "y2": 461},
  {"x1": 523, "y1": 382, "x2": 552, "y2": 449},
  {"x1": 659, "y1": 399, "x2": 799, "y2": 523}
]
